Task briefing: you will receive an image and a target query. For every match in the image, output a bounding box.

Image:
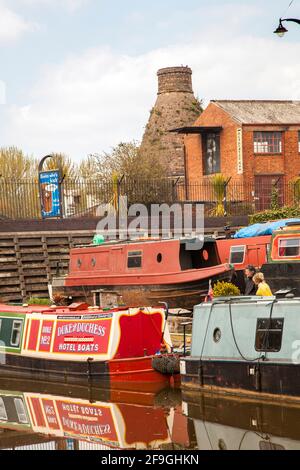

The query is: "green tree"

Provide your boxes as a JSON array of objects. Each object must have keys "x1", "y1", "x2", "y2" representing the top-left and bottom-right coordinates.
[{"x1": 81, "y1": 141, "x2": 167, "y2": 181}]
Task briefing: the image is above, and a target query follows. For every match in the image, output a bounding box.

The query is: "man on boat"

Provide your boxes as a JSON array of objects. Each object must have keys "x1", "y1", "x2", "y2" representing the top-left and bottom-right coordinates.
[{"x1": 244, "y1": 265, "x2": 257, "y2": 296}]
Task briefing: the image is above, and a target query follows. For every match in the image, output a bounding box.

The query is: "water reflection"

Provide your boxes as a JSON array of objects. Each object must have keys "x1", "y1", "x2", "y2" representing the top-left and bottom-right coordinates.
[
  {"x1": 182, "y1": 391, "x2": 300, "y2": 451},
  {"x1": 2, "y1": 379, "x2": 300, "y2": 450},
  {"x1": 0, "y1": 378, "x2": 192, "y2": 451}
]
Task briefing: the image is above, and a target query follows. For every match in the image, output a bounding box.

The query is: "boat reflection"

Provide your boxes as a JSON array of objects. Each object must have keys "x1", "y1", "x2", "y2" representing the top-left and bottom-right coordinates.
[
  {"x1": 0, "y1": 378, "x2": 191, "y2": 450},
  {"x1": 182, "y1": 391, "x2": 300, "y2": 450}
]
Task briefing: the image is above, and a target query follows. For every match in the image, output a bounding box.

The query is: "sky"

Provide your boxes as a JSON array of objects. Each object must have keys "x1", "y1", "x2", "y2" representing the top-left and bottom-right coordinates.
[{"x1": 0, "y1": 0, "x2": 300, "y2": 162}]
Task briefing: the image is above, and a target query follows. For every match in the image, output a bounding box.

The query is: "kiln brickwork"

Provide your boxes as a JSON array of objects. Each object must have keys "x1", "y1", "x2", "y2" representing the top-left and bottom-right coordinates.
[{"x1": 140, "y1": 66, "x2": 202, "y2": 177}]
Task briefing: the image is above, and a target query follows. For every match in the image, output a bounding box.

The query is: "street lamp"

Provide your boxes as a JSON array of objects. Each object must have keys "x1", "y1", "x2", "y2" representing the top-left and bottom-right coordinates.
[{"x1": 274, "y1": 18, "x2": 300, "y2": 37}]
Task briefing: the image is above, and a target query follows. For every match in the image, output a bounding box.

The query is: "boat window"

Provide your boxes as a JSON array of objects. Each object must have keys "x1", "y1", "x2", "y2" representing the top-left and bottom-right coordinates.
[
  {"x1": 255, "y1": 318, "x2": 284, "y2": 353},
  {"x1": 279, "y1": 238, "x2": 300, "y2": 257},
  {"x1": 230, "y1": 246, "x2": 246, "y2": 265},
  {"x1": 0, "y1": 398, "x2": 7, "y2": 422},
  {"x1": 10, "y1": 320, "x2": 23, "y2": 348},
  {"x1": 14, "y1": 398, "x2": 28, "y2": 424},
  {"x1": 157, "y1": 253, "x2": 163, "y2": 263},
  {"x1": 128, "y1": 251, "x2": 142, "y2": 269}
]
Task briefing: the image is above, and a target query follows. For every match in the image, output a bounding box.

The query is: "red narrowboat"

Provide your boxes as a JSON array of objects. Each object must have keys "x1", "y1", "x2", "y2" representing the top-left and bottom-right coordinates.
[
  {"x1": 0, "y1": 302, "x2": 179, "y2": 393},
  {"x1": 52, "y1": 238, "x2": 233, "y2": 310}
]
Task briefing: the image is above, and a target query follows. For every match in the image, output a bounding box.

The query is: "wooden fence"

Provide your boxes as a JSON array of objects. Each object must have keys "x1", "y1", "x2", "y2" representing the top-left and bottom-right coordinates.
[{"x1": 0, "y1": 231, "x2": 94, "y2": 303}]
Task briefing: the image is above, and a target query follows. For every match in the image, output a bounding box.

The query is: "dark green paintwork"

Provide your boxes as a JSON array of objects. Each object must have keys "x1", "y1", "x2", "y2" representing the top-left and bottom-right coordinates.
[{"x1": 0, "y1": 312, "x2": 25, "y2": 354}]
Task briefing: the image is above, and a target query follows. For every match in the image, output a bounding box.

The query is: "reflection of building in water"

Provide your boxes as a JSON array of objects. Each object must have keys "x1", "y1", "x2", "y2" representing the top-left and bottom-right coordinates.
[{"x1": 183, "y1": 393, "x2": 300, "y2": 451}]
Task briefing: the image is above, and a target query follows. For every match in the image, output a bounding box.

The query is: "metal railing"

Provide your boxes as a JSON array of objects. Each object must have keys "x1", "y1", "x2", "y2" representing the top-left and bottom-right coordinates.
[{"x1": 1, "y1": 177, "x2": 300, "y2": 220}]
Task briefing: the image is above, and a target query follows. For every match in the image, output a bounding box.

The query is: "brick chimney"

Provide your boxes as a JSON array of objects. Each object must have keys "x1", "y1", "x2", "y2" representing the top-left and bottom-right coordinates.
[
  {"x1": 140, "y1": 66, "x2": 202, "y2": 178},
  {"x1": 157, "y1": 66, "x2": 193, "y2": 94}
]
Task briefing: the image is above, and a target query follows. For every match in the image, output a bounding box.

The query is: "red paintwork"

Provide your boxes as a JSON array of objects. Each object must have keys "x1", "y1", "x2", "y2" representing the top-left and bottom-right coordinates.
[
  {"x1": 114, "y1": 311, "x2": 163, "y2": 359},
  {"x1": 216, "y1": 235, "x2": 271, "y2": 270},
  {"x1": 118, "y1": 403, "x2": 169, "y2": 446},
  {"x1": 27, "y1": 320, "x2": 40, "y2": 351},
  {"x1": 65, "y1": 239, "x2": 231, "y2": 287},
  {"x1": 109, "y1": 356, "x2": 172, "y2": 392}
]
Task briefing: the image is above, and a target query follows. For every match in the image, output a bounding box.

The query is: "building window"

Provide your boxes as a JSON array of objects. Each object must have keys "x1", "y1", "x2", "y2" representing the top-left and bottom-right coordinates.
[
  {"x1": 254, "y1": 131, "x2": 282, "y2": 154},
  {"x1": 128, "y1": 251, "x2": 142, "y2": 269},
  {"x1": 203, "y1": 133, "x2": 221, "y2": 175},
  {"x1": 279, "y1": 238, "x2": 300, "y2": 258},
  {"x1": 255, "y1": 318, "x2": 284, "y2": 352},
  {"x1": 230, "y1": 246, "x2": 246, "y2": 265},
  {"x1": 10, "y1": 320, "x2": 22, "y2": 348}
]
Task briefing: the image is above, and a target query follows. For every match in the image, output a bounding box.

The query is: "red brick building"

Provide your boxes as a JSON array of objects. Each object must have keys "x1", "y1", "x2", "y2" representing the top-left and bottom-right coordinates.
[{"x1": 175, "y1": 100, "x2": 300, "y2": 209}]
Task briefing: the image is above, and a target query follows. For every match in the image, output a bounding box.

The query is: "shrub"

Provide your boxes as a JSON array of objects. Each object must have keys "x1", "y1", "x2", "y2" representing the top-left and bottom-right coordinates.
[
  {"x1": 209, "y1": 174, "x2": 231, "y2": 217},
  {"x1": 270, "y1": 183, "x2": 280, "y2": 211},
  {"x1": 249, "y1": 206, "x2": 300, "y2": 224},
  {"x1": 213, "y1": 281, "x2": 241, "y2": 298},
  {"x1": 28, "y1": 297, "x2": 52, "y2": 306}
]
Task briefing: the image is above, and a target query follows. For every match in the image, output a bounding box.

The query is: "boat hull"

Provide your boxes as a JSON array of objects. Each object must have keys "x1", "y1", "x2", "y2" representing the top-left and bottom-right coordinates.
[
  {"x1": 54, "y1": 270, "x2": 233, "y2": 310},
  {"x1": 0, "y1": 353, "x2": 175, "y2": 394},
  {"x1": 181, "y1": 358, "x2": 300, "y2": 403},
  {"x1": 262, "y1": 262, "x2": 300, "y2": 296}
]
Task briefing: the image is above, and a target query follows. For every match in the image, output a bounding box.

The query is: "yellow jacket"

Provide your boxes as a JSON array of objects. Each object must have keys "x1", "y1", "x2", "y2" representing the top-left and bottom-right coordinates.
[{"x1": 256, "y1": 282, "x2": 273, "y2": 297}]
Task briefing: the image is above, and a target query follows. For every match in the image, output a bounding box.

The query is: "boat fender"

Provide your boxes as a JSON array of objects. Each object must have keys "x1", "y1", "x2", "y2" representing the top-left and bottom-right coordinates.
[{"x1": 152, "y1": 355, "x2": 180, "y2": 375}]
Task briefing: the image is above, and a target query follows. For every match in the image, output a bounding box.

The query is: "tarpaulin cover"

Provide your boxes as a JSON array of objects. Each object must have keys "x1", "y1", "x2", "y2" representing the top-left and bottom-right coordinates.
[{"x1": 234, "y1": 219, "x2": 300, "y2": 239}]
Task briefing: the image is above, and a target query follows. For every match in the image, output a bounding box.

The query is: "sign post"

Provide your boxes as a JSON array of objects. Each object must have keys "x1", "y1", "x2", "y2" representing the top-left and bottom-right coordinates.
[{"x1": 39, "y1": 155, "x2": 64, "y2": 219}]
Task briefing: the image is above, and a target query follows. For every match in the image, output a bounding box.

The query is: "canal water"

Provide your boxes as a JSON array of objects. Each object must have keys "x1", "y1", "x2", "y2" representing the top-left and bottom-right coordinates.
[{"x1": 1, "y1": 378, "x2": 300, "y2": 450}]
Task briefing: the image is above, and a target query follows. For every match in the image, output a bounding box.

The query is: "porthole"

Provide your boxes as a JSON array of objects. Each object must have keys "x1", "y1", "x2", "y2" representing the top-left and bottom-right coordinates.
[
  {"x1": 213, "y1": 328, "x2": 222, "y2": 343},
  {"x1": 77, "y1": 259, "x2": 82, "y2": 268},
  {"x1": 202, "y1": 250, "x2": 209, "y2": 261},
  {"x1": 91, "y1": 258, "x2": 96, "y2": 267},
  {"x1": 157, "y1": 253, "x2": 163, "y2": 263}
]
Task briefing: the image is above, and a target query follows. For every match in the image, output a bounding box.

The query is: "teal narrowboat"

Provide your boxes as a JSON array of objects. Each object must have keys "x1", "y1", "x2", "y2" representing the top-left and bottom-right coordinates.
[{"x1": 180, "y1": 296, "x2": 300, "y2": 401}]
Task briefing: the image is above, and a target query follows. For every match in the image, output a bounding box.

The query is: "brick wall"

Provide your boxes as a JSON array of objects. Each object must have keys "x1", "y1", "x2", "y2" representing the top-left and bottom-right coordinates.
[
  {"x1": 185, "y1": 102, "x2": 300, "y2": 186},
  {"x1": 185, "y1": 102, "x2": 240, "y2": 184}
]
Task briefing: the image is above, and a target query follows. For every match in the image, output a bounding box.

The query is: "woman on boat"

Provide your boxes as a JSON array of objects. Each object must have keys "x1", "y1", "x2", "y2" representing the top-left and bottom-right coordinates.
[{"x1": 253, "y1": 273, "x2": 273, "y2": 297}]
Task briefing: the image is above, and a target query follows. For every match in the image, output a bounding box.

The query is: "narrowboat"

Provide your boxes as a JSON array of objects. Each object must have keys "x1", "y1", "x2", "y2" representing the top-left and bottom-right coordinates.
[
  {"x1": 180, "y1": 296, "x2": 300, "y2": 401},
  {"x1": 0, "y1": 379, "x2": 184, "y2": 450},
  {"x1": 52, "y1": 238, "x2": 233, "y2": 310},
  {"x1": 182, "y1": 392, "x2": 300, "y2": 450},
  {"x1": 0, "y1": 302, "x2": 178, "y2": 392}
]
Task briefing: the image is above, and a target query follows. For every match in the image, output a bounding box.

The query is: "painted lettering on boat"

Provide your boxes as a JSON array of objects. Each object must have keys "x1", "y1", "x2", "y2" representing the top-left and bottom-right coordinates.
[{"x1": 52, "y1": 319, "x2": 112, "y2": 355}]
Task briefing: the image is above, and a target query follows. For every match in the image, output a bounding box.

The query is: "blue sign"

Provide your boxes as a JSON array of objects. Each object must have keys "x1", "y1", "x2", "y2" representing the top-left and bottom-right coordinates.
[{"x1": 39, "y1": 170, "x2": 62, "y2": 219}]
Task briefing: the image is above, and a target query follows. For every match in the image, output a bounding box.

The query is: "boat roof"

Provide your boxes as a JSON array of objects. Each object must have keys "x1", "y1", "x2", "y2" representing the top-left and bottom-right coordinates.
[
  {"x1": 0, "y1": 303, "x2": 132, "y2": 316},
  {"x1": 74, "y1": 236, "x2": 215, "y2": 249}
]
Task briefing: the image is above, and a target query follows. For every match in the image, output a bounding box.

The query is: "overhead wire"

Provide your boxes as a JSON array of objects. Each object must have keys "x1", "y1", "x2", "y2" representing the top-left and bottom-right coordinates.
[{"x1": 281, "y1": 0, "x2": 295, "y2": 18}]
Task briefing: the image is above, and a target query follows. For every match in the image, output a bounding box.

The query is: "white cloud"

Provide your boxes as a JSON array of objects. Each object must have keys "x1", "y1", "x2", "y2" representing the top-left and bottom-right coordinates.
[
  {"x1": 0, "y1": 4, "x2": 36, "y2": 42},
  {"x1": 1, "y1": 3, "x2": 300, "y2": 161}
]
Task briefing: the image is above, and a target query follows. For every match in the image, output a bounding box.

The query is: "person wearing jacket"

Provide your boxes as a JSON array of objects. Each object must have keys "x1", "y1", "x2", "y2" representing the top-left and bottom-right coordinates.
[{"x1": 244, "y1": 265, "x2": 258, "y2": 296}]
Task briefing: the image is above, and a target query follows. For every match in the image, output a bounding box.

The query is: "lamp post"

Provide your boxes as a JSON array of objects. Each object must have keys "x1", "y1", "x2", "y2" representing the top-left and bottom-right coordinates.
[{"x1": 274, "y1": 18, "x2": 300, "y2": 37}]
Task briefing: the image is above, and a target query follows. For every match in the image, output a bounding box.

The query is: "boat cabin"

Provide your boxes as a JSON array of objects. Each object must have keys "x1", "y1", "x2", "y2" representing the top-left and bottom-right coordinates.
[
  {"x1": 269, "y1": 223, "x2": 300, "y2": 263},
  {"x1": 68, "y1": 238, "x2": 222, "y2": 278},
  {"x1": 216, "y1": 235, "x2": 270, "y2": 271}
]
